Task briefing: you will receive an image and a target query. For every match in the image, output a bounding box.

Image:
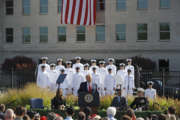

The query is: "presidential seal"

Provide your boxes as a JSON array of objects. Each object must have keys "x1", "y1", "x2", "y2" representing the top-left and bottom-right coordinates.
[{"x1": 84, "y1": 94, "x2": 94, "y2": 103}]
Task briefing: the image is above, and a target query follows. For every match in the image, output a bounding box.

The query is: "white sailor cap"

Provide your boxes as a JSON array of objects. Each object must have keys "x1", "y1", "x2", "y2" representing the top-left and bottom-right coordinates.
[
  {"x1": 92, "y1": 66, "x2": 97, "y2": 70},
  {"x1": 41, "y1": 56, "x2": 48, "y2": 60},
  {"x1": 75, "y1": 56, "x2": 81, "y2": 60},
  {"x1": 108, "y1": 58, "x2": 115, "y2": 62},
  {"x1": 75, "y1": 66, "x2": 80, "y2": 69},
  {"x1": 41, "y1": 65, "x2": 46, "y2": 68},
  {"x1": 99, "y1": 61, "x2": 105, "y2": 64},
  {"x1": 66, "y1": 61, "x2": 72, "y2": 64},
  {"x1": 107, "y1": 67, "x2": 113, "y2": 71},
  {"x1": 50, "y1": 63, "x2": 56, "y2": 67},
  {"x1": 147, "y1": 81, "x2": 154, "y2": 85},
  {"x1": 84, "y1": 63, "x2": 89, "y2": 67},
  {"x1": 127, "y1": 59, "x2": 132, "y2": 62},
  {"x1": 137, "y1": 88, "x2": 145, "y2": 92},
  {"x1": 57, "y1": 58, "x2": 63, "y2": 62},
  {"x1": 91, "y1": 59, "x2": 96, "y2": 63},
  {"x1": 119, "y1": 63, "x2": 125, "y2": 66}
]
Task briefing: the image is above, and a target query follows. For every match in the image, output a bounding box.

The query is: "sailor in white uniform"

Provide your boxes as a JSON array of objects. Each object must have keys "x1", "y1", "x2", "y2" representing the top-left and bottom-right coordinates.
[
  {"x1": 38, "y1": 57, "x2": 50, "y2": 73},
  {"x1": 37, "y1": 65, "x2": 50, "y2": 89},
  {"x1": 55, "y1": 58, "x2": 65, "y2": 72},
  {"x1": 89, "y1": 59, "x2": 99, "y2": 73},
  {"x1": 72, "y1": 67, "x2": 85, "y2": 96},
  {"x1": 72, "y1": 56, "x2": 84, "y2": 72},
  {"x1": 64, "y1": 61, "x2": 74, "y2": 95},
  {"x1": 91, "y1": 67, "x2": 101, "y2": 95},
  {"x1": 116, "y1": 63, "x2": 126, "y2": 89},
  {"x1": 98, "y1": 60, "x2": 107, "y2": 96},
  {"x1": 106, "y1": 58, "x2": 117, "y2": 76},
  {"x1": 104, "y1": 68, "x2": 116, "y2": 96},
  {"x1": 82, "y1": 63, "x2": 91, "y2": 78},
  {"x1": 123, "y1": 69, "x2": 135, "y2": 96},
  {"x1": 145, "y1": 81, "x2": 157, "y2": 100},
  {"x1": 125, "y1": 59, "x2": 134, "y2": 78},
  {"x1": 48, "y1": 63, "x2": 59, "y2": 91}
]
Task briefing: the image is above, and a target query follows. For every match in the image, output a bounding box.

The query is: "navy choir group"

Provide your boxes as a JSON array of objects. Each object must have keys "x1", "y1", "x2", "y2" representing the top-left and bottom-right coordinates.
[{"x1": 36, "y1": 56, "x2": 156, "y2": 100}]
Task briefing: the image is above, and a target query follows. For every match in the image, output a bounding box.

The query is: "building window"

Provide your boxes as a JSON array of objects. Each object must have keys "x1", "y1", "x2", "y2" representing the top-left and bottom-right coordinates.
[
  {"x1": 58, "y1": 0, "x2": 62, "y2": 13},
  {"x1": 23, "y1": 27, "x2": 31, "y2": 44},
  {"x1": 22, "y1": 0, "x2": 30, "y2": 15},
  {"x1": 137, "y1": 0, "x2": 148, "y2": 9},
  {"x1": 137, "y1": 24, "x2": 148, "y2": 40},
  {"x1": 40, "y1": 0, "x2": 48, "y2": 14},
  {"x1": 97, "y1": 0, "x2": 105, "y2": 11},
  {"x1": 96, "y1": 25, "x2": 105, "y2": 41},
  {"x1": 5, "y1": 0, "x2": 14, "y2": 15},
  {"x1": 40, "y1": 27, "x2": 48, "y2": 43},
  {"x1": 116, "y1": 24, "x2": 126, "y2": 41},
  {"x1": 160, "y1": 23, "x2": 170, "y2": 40},
  {"x1": 58, "y1": 26, "x2": 66, "y2": 42},
  {"x1": 160, "y1": 0, "x2": 170, "y2": 8},
  {"x1": 6, "y1": 28, "x2": 13, "y2": 43},
  {"x1": 116, "y1": 0, "x2": 127, "y2": 11},
  {"x1": 77, "y1": 26, "x2": 85, "y2": 42}
]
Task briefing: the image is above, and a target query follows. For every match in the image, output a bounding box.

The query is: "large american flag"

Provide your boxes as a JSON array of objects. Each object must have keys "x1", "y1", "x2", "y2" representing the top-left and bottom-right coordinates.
[{"x1": 61, "y1": 0, "x2": 96, "y2": 26}]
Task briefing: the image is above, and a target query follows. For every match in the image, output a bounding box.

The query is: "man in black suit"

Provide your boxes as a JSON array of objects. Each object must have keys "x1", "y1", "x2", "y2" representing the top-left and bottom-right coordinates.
[
  {"x1": 78, "y1": 74, "x2": 100, "y2": 113},
  {"x1": 111, "y1": 88, "x2": 128, "y2": 111},
  {"x1": 78, "y1": 74, "x2": 98, "y2": 94}
]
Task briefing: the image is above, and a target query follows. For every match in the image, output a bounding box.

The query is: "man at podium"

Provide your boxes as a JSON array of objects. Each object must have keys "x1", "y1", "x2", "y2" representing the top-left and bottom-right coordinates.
[{"x1": 78, "y1": 74, "x2": 100, "y2": 112}]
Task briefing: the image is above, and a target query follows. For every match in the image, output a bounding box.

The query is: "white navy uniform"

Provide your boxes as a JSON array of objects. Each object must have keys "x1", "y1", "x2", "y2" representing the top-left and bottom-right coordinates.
[
  {"x1": 125, "y1": 65, "x2": 134, "y2": 78},
  {"x1": 116, "y1": 69, "x2": 126, "y2": 87},
  {"x1": 104, "y1": 73, "x2": 116, "y2": 95},
  {"x1": 48, "y1": 69, "x2": 59, "y2": 91},
  {"x1": 98, "y1": 67, "x2": 107, "y2": 96},
  {"x1": 63, "y1": 68, "x2": 74, "y2": 95},
  {"x1": 91, "y1": 72, "x2": 101, "y2": 90},
  {"x1": 56, "y1": 65, "x2": 65, "y2": 71},
  {"x1": 37, "y1": 71, "x2": 50, "y2": 89},
  {"x1": 123, "y1": 74, "x2": 135, "y2": 96},
  {"x1": 72, "y1": 63, "x2": 84, "y2": 72},
  {"x1": 106, "y1": 65, "x2": 117, "y2": 75},
  {"x1": 38, "y1": 64, "x2": 50, "y2": 73},
  {"x1": 72, "y1": 72, "x2": 85, "y2": 96},
  {"x1": 145, "y1": 88, "x2": 156, "y2": 100}
]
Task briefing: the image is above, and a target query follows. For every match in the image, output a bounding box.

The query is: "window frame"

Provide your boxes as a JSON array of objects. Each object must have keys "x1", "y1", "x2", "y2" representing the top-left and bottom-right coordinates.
[
  {"x1": 5, "y1": 28, "x2": 14, "y2": 43},
  {"x1": 57, "y1": 26, "x2": 66, "y2": 42},
  {"x1": 159, "y1": 0, "x2": 171, "y2": 9},
  {"x1": 5, "y1": 0, "x2": 14, "y2": 15},
  {"x1": 137, "y1": 23, "x2": 148, "y2": 41},
  {"x1": 40, "y1": 0, "x2": 48, "y2": 15},
  {"x1": 159, "y1": 23, "x2": 171, "y2": 41},
  {"x1": 76, "y1": 26, "x2": 86, "y2": 42},
  {"x1": 96, "y1": 25, "x2": 105, "y2": 42},
  {"x1": 116, "y1": 24, "x2": 126, "y2": 41},
  {"x1": 137, "y1": 0, "x2": 148, "y2": 10},
  {"x1": 96, "y1": 0, "x2": 105, "y2": 11},
  {"x1": 22, "y1": 0, "x2": 31, "y2": 15},
  {"x1": 116, "y1": 0, "x2": 127, "y2": 11},
  {"x1": 57, "y1": 0, "x2": 62, "y2": 13},
  {"x1": 40, "y1": 27, "x2": 48, "y2": 43},
  {"x1": 22, "y1": 27, "x2": 31, "y2": 44}
]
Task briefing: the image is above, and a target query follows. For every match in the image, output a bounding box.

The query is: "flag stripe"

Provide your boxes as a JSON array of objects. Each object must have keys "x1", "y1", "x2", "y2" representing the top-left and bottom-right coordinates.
[{"x1": 61, "y1": 0, "x2": 96, "y2": 26}]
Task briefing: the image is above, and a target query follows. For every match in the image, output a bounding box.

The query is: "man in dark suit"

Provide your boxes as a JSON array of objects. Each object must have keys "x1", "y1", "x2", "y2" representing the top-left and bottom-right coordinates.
[
  {"x1": 78, "y1": 74, "x2": 98, "y2": 94},
  {"x1": 78, "y1": 74, "x2": 100, "y2": 113},
  {"x1": 111, "y1": 88, "x2": 128, "y2": 111}
]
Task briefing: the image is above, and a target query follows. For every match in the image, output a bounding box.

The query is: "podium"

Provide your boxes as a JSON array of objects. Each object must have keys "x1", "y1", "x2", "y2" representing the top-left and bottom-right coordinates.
[{"x1": 78, "y1": 92, "x2": 100, "y2": 108}]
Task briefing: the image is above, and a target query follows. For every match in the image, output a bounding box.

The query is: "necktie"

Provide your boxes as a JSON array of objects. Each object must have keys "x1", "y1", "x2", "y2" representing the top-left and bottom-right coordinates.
[{"x1": 89, "y1": 84, "x2": 92, "y2": 93}]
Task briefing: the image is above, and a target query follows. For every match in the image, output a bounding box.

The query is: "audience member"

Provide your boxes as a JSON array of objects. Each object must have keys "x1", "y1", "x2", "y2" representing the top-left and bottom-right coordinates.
[
  {"x1": 121, "y1": 115, "x2": 131, "y2": 120},
  {"x1": 78, "y1": 112, "x2": 86, "y2": 120},
  {"x1": 0, "y1": 104, "x2": 5, "y2": 119},
  {"x1": 64, "y1": 107, "x2": 74, "y2": 120},
  {"x1": 106, "y1": 107, "x2": 117, "y2": 120},
  {"x1": 23, "y1": 114, "x2": 31, "y2": 120},
  {"x1": 4, "y1": 109, "x2": 16, "y2": 120},
  {"x1": 15, "y1": 106, "x2": 26, "y2": 120}
]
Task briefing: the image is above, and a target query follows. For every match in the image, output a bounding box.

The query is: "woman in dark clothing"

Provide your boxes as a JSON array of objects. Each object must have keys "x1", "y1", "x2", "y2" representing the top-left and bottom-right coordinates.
[{"x1": 51, "y1": 88, "x2": 66, "y2": 110}]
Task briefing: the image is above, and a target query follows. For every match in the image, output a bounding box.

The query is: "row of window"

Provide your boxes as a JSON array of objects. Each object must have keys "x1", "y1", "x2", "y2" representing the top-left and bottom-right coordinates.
[
  {"x1": 5, "y1": 23, "x2": 170, "y2": 44},
  {"x1": 5, "y1": 0, "x2": 171, "y2": 15}
]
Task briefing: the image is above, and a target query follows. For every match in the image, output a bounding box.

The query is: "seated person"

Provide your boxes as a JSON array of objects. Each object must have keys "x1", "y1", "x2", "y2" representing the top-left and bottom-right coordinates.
[
  {"x1": 130, "y1": 88, "x2": 149, "y2": 111},
  {"x1": 111, "y1": 88, "x2": 128, "y2": 111},
  {"x1": 51, "y1": 88, "x2": 66, "y2": 110}
]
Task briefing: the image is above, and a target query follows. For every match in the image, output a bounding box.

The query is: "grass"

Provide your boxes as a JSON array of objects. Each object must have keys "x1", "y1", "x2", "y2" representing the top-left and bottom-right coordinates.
[{"x1": 0, "y1": 83, "x2": 180, "y2": 115}]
